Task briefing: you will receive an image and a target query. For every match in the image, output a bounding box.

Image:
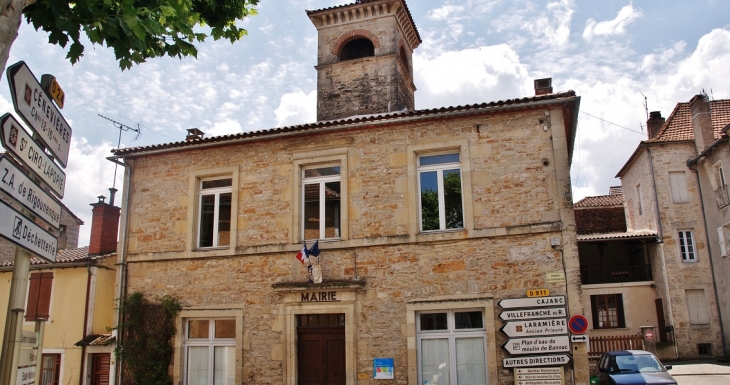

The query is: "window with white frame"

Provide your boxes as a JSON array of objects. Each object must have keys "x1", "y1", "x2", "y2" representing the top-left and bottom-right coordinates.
[
  {"x1": 669, "y1": 171, "x2": 689, "y2": 203},
  {"x1": 417, "y1": 310, "x2": 487, "y2": 385},
  {"x1": 184, "y1": 319, "x2": 236, "y2": 385},
  {"x1": 198, "y1": 178, "x2": 232, "y2": 248},
  {"x1": 303, "y1": 165, "x2": 341, "y2": 240},
  {"x1": 418, "y1": 153, "x2": 464, "y2": 231},
  {"x1": 685, "y1": 289, "x2": 711, "y2": 325},
  {"x1": 678, "y1": 230, "x2": 697, "y2": 262}
]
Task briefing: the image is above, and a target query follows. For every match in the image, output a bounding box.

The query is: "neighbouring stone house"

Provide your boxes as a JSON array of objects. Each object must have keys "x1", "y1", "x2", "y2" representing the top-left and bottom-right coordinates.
[
  {"x1": 110, "y1": 1, "x2": 587, "y2": 384},
  {"x1": 611, "y1": 94, "x2": 730, "y2": 359}
]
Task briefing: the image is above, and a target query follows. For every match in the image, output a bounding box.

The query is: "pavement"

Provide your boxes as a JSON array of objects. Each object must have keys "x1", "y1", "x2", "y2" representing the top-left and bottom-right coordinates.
[{"x1": 664, "y1": 359, "x2": 730, "y2": 376}]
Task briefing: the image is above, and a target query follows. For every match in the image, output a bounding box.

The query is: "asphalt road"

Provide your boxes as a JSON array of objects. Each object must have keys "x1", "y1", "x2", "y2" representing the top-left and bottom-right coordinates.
[{"x1": 674, "y1": 374, "x2": 729, "y2": 385}]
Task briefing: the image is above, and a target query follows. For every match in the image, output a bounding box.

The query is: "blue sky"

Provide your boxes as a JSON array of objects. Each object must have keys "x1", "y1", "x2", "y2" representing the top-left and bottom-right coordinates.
[{"x1": 2, "y1": 0, "x2": 729, "y2": 246}]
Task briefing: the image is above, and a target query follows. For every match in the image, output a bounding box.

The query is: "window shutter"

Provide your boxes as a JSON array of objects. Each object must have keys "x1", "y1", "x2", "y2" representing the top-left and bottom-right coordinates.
[
  {"x1": 616, "y1": 295, "x2": 626, "y2": 328},
  {"x1": 590, "y1": 296, "x2": 599, "y2": 329},
  {"x1": 26, "y1": 272, "x2": 53, "y2": 321}
]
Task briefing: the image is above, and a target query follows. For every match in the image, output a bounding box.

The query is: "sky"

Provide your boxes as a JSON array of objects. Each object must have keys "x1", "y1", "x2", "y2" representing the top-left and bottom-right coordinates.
[{"x1": 1, "y1": 0, "x2": 729, "y2": 247}]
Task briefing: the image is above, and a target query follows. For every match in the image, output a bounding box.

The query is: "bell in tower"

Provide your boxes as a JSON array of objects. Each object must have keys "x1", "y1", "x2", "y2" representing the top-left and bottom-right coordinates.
[{"x1": 307, "y1": 0, "x2": 421, "y2": 122}]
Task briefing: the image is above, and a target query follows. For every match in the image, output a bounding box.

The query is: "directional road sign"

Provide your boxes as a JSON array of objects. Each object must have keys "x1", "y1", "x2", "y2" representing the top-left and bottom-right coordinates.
[
  {"x1": 7, "y1": 61, "x2": 71, "y2": 167},
  {"x1": 20, "y1": 331, "x2": 39, "y2": 348},
  {"x1": 500, "y1": 318, "x2": 568, "y2": 338},
  {"x1": 499, "y1": 307, "x2": 567, "y2": 321},
  {"x1": 0, "y1": 155, "x2": 62, "y2": 228},
  {"x1": 502, "y1": 335, "x2": 570, "y2": 355},
  {"x1": 503, "y1": 354, "x2": 571, "y2": 368},
  {"x1": 499, "y1": 295, "x2": 566, "y2": 309},
  {"x1": 0, "y1": 114, "x2": 66, "y2": 198},
  {"x1": 568, "y1": 314, "x2": 589, "y2": 335},
  {"x1": 0, "y1": 199, "x2": 57, "y2": 262},
  {"x1": 570, "y1": 335, "x2": 589, "y2": 344}
]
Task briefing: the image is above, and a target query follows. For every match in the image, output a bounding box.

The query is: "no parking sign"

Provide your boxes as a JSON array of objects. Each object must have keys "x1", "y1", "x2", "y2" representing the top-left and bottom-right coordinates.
[{"x1": 568, "y1": 314, "x2": 589, "y2": 335}]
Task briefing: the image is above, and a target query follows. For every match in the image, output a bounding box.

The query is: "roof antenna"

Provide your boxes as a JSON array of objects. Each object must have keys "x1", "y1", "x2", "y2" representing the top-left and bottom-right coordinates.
[
  {"x1": 640, "y1": 92, "x2": 649, "y2": 121},
  {"x1": 98, "y1": 114, "x2": 141, "y2": 190}
]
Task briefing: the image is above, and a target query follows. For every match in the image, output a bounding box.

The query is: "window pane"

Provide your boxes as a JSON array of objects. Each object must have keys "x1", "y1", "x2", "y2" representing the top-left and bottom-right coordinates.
[
  {"x1": 217, "y1": 193, "x2": 232, "y2": 246},
  {"x1": 304, "y1": 183, "x2": 320, "y2": 240},
  {"x1": 325, "y1": 181, "x2": 341, "y2": 238},
  {"x1": 214, "y1": 346, "x2": 236, "y2": 385},
  {"x1": 420, "y1": 313, "x2": 448, "y2": 331},
  {"x1": 456, "y1": 337, "x2": 486, "y2": 385},
  {"x1": 305, "y1": 166, "x2": 340, "y2": 178},
  {"x1": 421, "y1": 338, "x2": 451, "y2": 385},
  {"x1": 455, "y1": 311, "x2": 483, "y2": 329},
  {"x1": 199, "y1": 195, "x2": 215, "y2": 247},
  {"x1": 420, "y1": 171, "x2": 439, "y2": 231},
  {"x1": 443, "y1": 169, "x2": 463, "y2": 229},
  {"x1": 202, "y1": 179, "x2": 232, "y2": 189},
  {"x1": 187, "y1": 346, "x2": 209, "y2": 385},
  {"x1": 215, "y1": 319, "x2": 236, "y2": 338},
  {"x1": 188, "y1": 320, "x2": 210, "y2": 339},
  {"x1": 420, "y1": 153, "x2": 460, "y2": 166}
]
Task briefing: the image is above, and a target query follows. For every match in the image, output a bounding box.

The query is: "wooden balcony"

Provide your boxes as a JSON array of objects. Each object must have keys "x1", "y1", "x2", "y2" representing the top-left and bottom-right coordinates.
[{"x1": 580, "y1": 264, "x2": 653, "y2": 285}]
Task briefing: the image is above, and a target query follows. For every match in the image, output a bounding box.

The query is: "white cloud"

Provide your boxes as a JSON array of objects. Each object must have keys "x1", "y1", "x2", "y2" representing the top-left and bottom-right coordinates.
[
  {"x1": 207, "y1": 119, "x2": 243, "y2": 136},
  {"x1": 428, "y1": 5, "x2": 465, "y2": 21},
  {"x1": 528, "y1": 0, "x2": 575, "y2": 47},
  {"x1": 640, "y1": 41, "x2": 687, "y2": 72},
  {"x1": 274, "y1": 90, "x2": 316, "y2": 127},
  {"x1": 583, "y1": 4, "x2": 643, "y2": 41}
]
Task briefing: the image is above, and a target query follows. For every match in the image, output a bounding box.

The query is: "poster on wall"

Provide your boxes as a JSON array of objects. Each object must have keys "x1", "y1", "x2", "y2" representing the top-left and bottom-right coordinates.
[{"x1": 373, "y1": 358, "x2": 394, "y2": 379}]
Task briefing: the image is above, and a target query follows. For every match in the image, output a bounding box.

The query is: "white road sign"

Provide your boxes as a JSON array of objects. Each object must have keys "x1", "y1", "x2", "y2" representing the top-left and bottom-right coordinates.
[
  {"x1": 499, "y1": 307, "x2": 567, "y2": 321},
  {"x1": 503, "y1": 354, "x2": 571, "y2": 368},
  {"x1": 500, "y1": 318, "x2": 568, "y2": 338},
  {"x1": 20, "y1": 331, "x2": 39, "y2": 348},
  {"x1": 0, "y1": 155, "x2": 62, "y2": 228},
  {"x1": 570, "y1": 335, "x2": 589, "y2": 344},
  {"x1": 18, "y1": 349, "x2": 37, "y2": 367},
  {"x1": 1, "y1": 114, "x2": 66, "y2": 198},
  {"x1": 16, "y1": 367, "x2": 35, "y2": 385},
  {"x1": 499, "y1": 295, "x2": 566, "y2": 309},
  {"x1": 7, "y1": 61, "x2": 71, "y2": 167},
  {"x1": 502, "y1": 335, "x2": 571, "y2": 355},
  {"x1": 516, "y1": 380, "x2": 561, "y2": 385},
  {"x1": 0, "y1": 200, "x2": 57, "y2": 262}
]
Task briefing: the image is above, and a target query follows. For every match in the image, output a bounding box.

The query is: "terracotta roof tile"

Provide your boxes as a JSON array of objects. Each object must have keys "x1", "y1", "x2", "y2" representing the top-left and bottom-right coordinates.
[
  {"x1": 651, "y1": 99, "x2": 730, "y2": 143},
  {"x1": 577, "y1": 229, "x2": 657, "y2": 241},
  {"x1": 574, "y1": 194, "x2": 624, "y2": 208}
]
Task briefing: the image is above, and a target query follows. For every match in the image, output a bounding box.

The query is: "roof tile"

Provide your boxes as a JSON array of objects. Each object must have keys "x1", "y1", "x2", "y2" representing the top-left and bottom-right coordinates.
[{"x1": 651, "y1": 99, "x2": 730, "y2": 142}]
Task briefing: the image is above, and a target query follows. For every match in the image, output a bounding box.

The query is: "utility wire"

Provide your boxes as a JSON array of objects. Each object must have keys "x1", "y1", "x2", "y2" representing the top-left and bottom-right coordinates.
[{"x1": 580, "y1": 110, "x2": 646, "y2": 135}]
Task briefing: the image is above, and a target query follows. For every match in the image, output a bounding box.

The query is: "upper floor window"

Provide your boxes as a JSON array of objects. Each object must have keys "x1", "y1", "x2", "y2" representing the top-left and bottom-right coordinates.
[
  {"x1": 669, "y1": 171, "x2": 689, "y2": 203},
  {"x1": 715, "y1": 163, "x2": 726, "y2": 188},
  {"x1": 198, "y1": 178, "x2": 232, "y2": 248},
  {"x1": 303, "y1": 166, "x2": 341, "y2": 240},
  {"x1": 418, "y1": 153, "x2": 464, "y2": 231},
  {"x1": 685, "y1": 289, "x2": 710, "y2": 325},
  {"x1": 678, "y1": 229, "x2": 697, "y2": 262},
  {"x1": 339, "y1": 38, "x2": 374, "y2": 61}
]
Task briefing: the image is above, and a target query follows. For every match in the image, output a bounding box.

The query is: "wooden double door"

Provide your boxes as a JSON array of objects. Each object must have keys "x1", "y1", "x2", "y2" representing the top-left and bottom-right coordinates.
[{"x1": 297, "y1": 314, "x2": 346, "y2": 385}]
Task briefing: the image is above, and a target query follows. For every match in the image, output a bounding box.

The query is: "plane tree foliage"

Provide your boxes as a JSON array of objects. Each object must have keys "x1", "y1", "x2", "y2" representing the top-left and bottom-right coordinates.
[{"x1": 0, "y1": 0, "x2": 260, "y2": 73}]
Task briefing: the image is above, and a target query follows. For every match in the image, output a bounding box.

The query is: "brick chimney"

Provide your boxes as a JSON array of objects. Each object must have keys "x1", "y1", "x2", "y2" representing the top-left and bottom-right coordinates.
[
  {"x1": 534, "y1": 78, "x2": 553, "y2": 96},
  {"x1": 646, "y1": 111, "x2": 665, "y2": 140},
  {"x1": 88, "y1": 190, "x2": 121, "y2": 256},
  {"x1": 690, "y1": 94, "x2": 714, "y2": 152}
]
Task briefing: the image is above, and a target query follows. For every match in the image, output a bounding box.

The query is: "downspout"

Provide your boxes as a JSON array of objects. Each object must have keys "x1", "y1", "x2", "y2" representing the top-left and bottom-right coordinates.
[
  {"x1": 688, "y1": 162, "x2": 727, "y2": 357},
  {"x1": 647, "y1": 147, "x2": 679, "y2": 359},
  {"x1": 108, "y1": 156, "x2": 134, "y2": 385},
  {"x1": 79, "y1": 261, "x2": 93, "y2": 385}
]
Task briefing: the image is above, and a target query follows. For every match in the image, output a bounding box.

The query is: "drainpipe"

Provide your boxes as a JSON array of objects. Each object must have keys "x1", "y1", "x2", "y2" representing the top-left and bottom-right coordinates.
[
  {"x1": 648, "y1": 147, "x2": 679, "y2": 359},
  {"x1": 79, "y1": 261, "x2": 92, "y2": 385},
  {"x1": 688, "y1": 163, "x2": 727, "y2": 357},
  {"x1": 107, "y1": 156, "x2": 134, "y2": 385}
]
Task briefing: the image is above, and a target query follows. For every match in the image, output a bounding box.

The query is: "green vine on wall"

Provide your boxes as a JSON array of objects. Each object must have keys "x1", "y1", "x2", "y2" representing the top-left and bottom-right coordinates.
[{"x1": 115, "y1": 292, "x2": 181, "y2": 385}]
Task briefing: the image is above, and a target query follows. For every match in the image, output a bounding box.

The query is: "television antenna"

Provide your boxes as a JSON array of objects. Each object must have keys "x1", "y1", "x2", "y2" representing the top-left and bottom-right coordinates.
[{"x1": 99, "y1": 114, "x2": 141, "y2": 189}]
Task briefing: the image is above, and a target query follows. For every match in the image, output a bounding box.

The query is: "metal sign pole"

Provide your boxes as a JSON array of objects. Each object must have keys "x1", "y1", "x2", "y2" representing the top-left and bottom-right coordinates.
[
  {"x1": 33, "y1": 320, "x2": 45, "y2": 385},
  {"x1": 0, "y1": 247, "x2": 31, "y2": 385}
]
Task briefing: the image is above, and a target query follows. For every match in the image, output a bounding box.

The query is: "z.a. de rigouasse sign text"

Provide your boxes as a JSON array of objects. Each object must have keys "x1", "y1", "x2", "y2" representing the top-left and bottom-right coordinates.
[{"x1": 0, "y1": 155, "x2": 62, "y2": 228}]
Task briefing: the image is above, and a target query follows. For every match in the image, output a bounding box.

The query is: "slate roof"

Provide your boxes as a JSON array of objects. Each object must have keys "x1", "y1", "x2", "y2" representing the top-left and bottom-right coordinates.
[
  {"x1": 650, "y1": 99, "x2": 730, "y2": 142},
  {"x1": 577, "y1": 229, "x2": 657, "y2": 241},
  {"x1": 112, "y1": 91, "x2": 579, "y2": 157},
  {"x1": 0, "y1": 246, "x2": 113, "y2": 268},
  {"x1": 574, "y1": 193, "x2": 624, "y2": 208}
]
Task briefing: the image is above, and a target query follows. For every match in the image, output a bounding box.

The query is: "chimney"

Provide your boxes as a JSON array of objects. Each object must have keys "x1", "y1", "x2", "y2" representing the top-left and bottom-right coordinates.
[
  {"x1": 690, "y1": 94, "x2": 714, "y2": 152},
  {"x1": 534, "y1": 78, "x2": 553, "y2": 96},
  {"x1": 646, "y1": 111, "x2": 665, "y2": 140},
  {"x1": 88, "y1": 193, "x2": 121, "y2": 256},
  {"x1": 186, "y1": 128, "x2": 205, "y2": 141}
]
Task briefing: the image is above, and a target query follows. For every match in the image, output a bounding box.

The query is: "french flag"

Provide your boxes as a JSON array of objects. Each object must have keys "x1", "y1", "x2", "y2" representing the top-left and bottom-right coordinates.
[{"x1": 296, "y1": 243, "x2": 309, "y2": 264}]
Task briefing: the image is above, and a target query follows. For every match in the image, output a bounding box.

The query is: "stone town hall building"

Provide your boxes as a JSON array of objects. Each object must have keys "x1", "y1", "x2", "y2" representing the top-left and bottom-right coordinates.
[{"x1": 110, "y1": 1, "x2": 585, "y2": 384}]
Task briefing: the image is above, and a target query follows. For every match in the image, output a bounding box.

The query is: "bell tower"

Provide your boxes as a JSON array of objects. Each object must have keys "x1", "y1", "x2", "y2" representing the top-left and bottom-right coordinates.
[{"x1": 307, "y1": 0, "x2": 421, "y2": 121}]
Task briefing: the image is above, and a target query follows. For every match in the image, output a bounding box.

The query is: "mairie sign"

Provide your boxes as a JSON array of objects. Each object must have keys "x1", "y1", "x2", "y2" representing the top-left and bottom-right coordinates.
[
  {"x1": 503, "y1": 354, "x2": 571, "y2": 368},
  {"x1": 0, "y1": 199, "x2": 57, "y2": 262},
  {"x1": 0, "y1": 114, "x2": 66, "y2": 198},
  {"x1": 502, "y1": 335, "x2": 571, "y2": 355},
  {"x1": 499, "y1": 295, "x2": 566, "y2": 309},
  {"x1": 500, "y1": 318, "x2": 568, "y2": 338},
  {"x1": 0, "y1": 155, "x2": 62, "y2": 228},
  {"x1": 7, "y1": 61, "x2": 71, "y2": 167},
  {"x1": 499, "y1": 307, "x2": 566, "y2": 321}
]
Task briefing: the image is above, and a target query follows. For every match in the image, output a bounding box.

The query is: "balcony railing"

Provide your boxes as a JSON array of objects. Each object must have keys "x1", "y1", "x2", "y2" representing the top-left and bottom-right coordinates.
[
  {"x1": 580, "y1": 264, "x2": 653, "y2": 285},
  {"x1": 715, "y1": 185, "x2": 730, "y2": 209}
]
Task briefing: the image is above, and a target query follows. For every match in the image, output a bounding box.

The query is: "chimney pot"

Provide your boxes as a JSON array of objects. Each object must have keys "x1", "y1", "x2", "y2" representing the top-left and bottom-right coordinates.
[{"x1": 186, "y1": 128, "x2": 205, "y2": 141}]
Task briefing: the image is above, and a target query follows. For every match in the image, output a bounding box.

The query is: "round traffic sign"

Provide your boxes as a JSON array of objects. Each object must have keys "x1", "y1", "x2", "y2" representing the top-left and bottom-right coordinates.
[
  {"x1": 644, "y1": 330, "x2": 654, "y2": 340},
  {"x1": 568, "y1": 314, "x2": 589, "y2": 334}
]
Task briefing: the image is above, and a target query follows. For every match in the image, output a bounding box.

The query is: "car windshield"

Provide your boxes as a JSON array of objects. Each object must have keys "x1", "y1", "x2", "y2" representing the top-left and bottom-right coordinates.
[{"x1": 613, "y1": 354, "x2": 664, "y2": 373}]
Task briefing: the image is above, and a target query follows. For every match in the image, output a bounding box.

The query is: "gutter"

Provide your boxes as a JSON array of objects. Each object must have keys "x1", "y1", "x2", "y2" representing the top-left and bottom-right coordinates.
[
  {"x1": 0, "y1": 260, "x2": 102, "y2": 272},
  {"x1": 110, "y1": 97, "x2": 580, "y2": 160}
]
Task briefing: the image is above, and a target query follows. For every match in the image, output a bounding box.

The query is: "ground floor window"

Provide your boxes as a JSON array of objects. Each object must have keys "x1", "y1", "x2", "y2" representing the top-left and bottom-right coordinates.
[
  {"x1": 184, "y1": 318, "x2": 236, "y2": 385},
  {"x1": 591, "y1": 294, "x2": 626, "y2": 329},
  {"x1": 41, "y1": 354, "x2": 61, "y2": 385},
  {"x1": 417, "y1": 310, "x2": 487, "y2": 385}
]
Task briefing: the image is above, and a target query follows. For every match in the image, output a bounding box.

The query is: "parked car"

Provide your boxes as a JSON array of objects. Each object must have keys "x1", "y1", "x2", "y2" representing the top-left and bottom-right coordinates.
[{"x1": 597, "y1": 350, "x2": 677, "y2": 385}]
